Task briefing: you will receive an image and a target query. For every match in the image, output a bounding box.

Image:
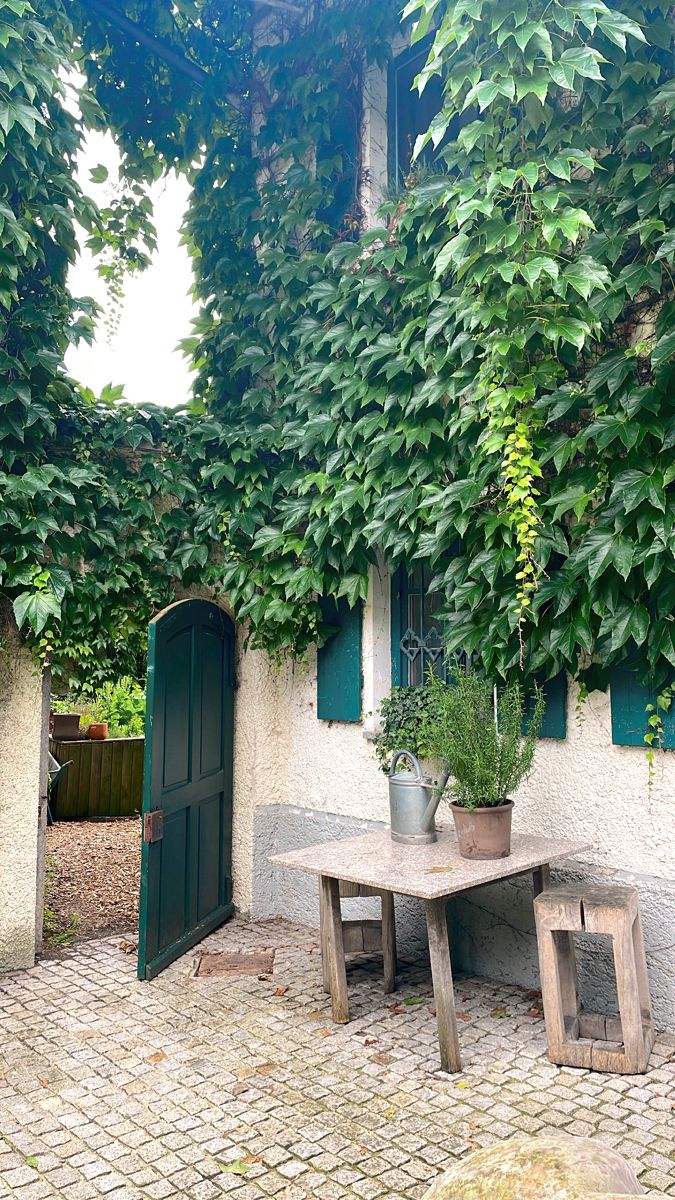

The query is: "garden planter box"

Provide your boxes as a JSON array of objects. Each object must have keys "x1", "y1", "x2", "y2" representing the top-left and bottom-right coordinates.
[{"x1": 48, "y1": 736, "x2": 144, "y2": 820}]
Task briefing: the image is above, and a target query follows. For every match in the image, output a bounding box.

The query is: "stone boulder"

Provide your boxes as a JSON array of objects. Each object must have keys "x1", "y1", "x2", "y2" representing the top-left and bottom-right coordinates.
[{"x1": 422, "y1": 1135, "x2": 644, "y2": 1200}]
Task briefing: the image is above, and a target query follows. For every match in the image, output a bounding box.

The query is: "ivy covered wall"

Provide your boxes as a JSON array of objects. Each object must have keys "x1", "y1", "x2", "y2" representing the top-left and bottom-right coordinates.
[{"x1": 1, "y1": 0, "x2": 674, "y2": 704}]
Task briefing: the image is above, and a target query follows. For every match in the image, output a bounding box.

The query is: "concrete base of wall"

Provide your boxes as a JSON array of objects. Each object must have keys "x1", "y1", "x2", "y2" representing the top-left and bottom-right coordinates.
[{"x1": 251, "y1": 803, "x2": 675, "y2": 1034}]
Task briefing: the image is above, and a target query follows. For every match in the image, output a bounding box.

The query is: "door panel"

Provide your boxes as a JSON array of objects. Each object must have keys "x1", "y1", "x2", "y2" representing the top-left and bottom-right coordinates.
[{"x1": 138, "y1": 600, "x2": 235, "y2": 980}]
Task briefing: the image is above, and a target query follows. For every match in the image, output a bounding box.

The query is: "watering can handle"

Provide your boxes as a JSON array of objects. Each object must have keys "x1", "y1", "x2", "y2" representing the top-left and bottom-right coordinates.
[{"x1": 389, "y1": 749, "x2": 424, "y2": 779}]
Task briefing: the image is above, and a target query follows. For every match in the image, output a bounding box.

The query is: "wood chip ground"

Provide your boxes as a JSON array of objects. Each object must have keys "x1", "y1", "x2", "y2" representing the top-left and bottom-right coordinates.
[{"x1": 46, "y1": 818, "x2": 140, "y2": 939}]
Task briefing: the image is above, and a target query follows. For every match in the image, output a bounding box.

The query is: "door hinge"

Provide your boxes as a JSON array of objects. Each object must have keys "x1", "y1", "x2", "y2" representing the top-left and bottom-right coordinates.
[{"x1": 143, "y1": 809, "x2": 164, "y2": 844}]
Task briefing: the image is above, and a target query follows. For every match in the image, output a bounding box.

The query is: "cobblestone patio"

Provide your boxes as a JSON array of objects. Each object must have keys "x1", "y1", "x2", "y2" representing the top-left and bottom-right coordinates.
[{"x1": 0, "y1": 918, "x2": 673, "y2": 1200}]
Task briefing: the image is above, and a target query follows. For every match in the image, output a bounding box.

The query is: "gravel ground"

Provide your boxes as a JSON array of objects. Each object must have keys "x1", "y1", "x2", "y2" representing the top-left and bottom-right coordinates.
[{"x1": 45, "y1": 818, "x2": 140, "y2": 940}]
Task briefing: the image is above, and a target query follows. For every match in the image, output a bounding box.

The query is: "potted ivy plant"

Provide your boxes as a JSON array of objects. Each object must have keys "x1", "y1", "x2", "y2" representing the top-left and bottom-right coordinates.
[
  {"x1": 373, "y1": 687, "x2": 445, "y2": 783},
  {"x1": 421, "y1": 665, "x2": 545, "y2": 860}
]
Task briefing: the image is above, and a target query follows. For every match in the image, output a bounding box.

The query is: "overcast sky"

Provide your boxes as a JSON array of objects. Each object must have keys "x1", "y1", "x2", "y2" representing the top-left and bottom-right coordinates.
[{"x1": 66, "y1": 130, "x2": 198, "y2": 408}]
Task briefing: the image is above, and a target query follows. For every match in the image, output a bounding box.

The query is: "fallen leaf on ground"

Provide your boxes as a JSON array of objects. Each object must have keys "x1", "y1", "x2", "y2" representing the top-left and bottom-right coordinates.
[
  {"x1": 319, "y1": 1029, "x2": 333, "y2": 1038},
  {"x1": 427, "y1": 1007, "x2": 436, "y2": 1017},
  {"x1": 527, "y1": 1007, "x2": 544, "y2": 1019},
  {"x1": 490, "y1": 1007, "x2": 509, "y2": 1018},
  {"x1": 456, "y1": 1012, "x2": 471, "y2": 1022},
  {"x1": 118, "y1": 939, "x2": 137, "y2": 954},
  {"x1": 243, "y1": 1156, "x2": 263, "y2": 1164},
  {"x1": 25, "y1": 1157, "x2": 38, "y2": 1169},
  {"x1": 39, "y1": 1080, "x2": 49, "y2": 1088},
  {"x1": 371, "y1": 1053, "x2": 393, "y2": 1065},
  {"x1": 256, "y1": 1063, "x2": 275, "y2": 1076},
  {"x1": 388, "y1": 1005, "x2": 406, "y2": 1015},
  {"x1": 403, "y1": 997, "x2": 425, "y2": 1006},
  {"x1": 274, "y1": 986, "x2": 289, "y2": 997},
  {"x1": 469, "y1": 1121, "x2": 481, "y2": 1130},
  {"x1": 425, "y1": 866, "x2": 455, "y2": 874},
  {"x1": 364, "y1": 1038, "x2": 378, "y2": 1046},
  {"x1": 218, "y1": 1160, "x2": 252, "y2": 1176},
  {"x1": 145, "y1": 1050, "x2": 167, "y2": 1064}
]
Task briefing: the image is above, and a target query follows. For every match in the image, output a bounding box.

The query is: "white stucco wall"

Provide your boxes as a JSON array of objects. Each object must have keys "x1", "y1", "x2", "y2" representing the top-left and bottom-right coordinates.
[
  {"x1": 234, "y1": 556, "x2": 675, "y2": 899},
  {"x1": 235, "y1": 562, "x2": 675, "y2": 1030},
  {"x1": 0, "y1": 607, "x2": 47, "y2": 971}
]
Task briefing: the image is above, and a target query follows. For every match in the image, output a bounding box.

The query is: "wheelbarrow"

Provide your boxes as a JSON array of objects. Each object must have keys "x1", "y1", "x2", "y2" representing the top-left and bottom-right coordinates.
[{"x1": 47, "y1": 753, "x2": 72, "y2": 825}]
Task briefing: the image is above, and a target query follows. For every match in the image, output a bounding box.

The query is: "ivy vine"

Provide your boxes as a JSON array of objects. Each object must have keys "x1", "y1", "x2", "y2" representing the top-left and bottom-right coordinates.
[{"x1": 1, "y1": 0, "x2": 674, "y2": 698}]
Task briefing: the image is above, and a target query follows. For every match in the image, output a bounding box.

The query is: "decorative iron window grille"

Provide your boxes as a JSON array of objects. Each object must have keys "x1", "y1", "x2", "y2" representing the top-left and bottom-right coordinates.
[{"x1": 390, "y1": 564, "x2": 448, "y2": 687}]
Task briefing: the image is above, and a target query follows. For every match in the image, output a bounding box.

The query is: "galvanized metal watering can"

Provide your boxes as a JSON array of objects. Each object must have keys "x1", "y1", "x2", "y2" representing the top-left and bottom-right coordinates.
[{"x1": 388, "y1": 750, "x2": 448, "y2": 845}]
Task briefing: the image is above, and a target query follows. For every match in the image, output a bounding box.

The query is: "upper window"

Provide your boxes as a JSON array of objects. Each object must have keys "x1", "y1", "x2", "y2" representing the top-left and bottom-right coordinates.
[
  {"x1": 387, "y1": 40, "x2": 470, "y2": 187},
  {"x1": 388, "y1": 41, "x2": 446, "y2": 186}
]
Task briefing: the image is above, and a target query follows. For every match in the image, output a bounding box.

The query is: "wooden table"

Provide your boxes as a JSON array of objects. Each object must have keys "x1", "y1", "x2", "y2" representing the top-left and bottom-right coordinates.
[{"x1": 270, "y1": 828, "x2": 591, "y2": 1073}]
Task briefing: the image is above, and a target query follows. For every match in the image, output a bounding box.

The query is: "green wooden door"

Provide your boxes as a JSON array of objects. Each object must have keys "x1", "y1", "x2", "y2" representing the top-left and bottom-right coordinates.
[{"x1": 138, "y1": 599, "x2": 235, "y2": 980}]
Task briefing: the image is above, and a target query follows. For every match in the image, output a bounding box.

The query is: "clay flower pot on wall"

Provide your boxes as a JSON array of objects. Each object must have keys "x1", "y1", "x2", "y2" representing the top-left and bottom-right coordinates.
[{"x1": 88, "y1": 722, "x2": 109, "y2": 740}]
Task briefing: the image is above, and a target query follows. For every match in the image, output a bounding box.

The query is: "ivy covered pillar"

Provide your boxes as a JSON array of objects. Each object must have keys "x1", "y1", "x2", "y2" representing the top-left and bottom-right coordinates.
[{"x1": 0, "y1": 605, "x2": 49, "y2": 970}]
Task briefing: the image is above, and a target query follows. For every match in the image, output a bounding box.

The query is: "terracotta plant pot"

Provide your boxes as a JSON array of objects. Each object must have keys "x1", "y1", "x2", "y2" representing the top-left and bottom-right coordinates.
[
  {"x1": 451, "y1": 800, "x2": 514, "y2": 860},
  {"x1": 88, "y1": 722, "x2": 109, "y2": 741},
  {"x1": 51, "y1": 712, "x2": 81, "y2": 740}
]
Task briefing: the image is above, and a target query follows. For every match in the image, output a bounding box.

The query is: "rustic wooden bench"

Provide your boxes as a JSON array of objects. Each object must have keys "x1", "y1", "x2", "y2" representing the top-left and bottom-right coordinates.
[{"x1": 534, "y1": 883, "x2": 654, "y2": 1074}]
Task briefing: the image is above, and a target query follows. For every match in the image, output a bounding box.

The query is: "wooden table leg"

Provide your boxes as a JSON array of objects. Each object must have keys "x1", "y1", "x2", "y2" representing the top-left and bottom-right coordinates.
[
  {"x1": 381, "y1": 890, "x2": 397, "y2": 994},
  {"x1": 425, "y1": 898, "x2": 461, "y2": 1073},
  {"x1": 532, "y1": 863, "x2": 551, "y2": 897},
  {"x1": 319, "y1": 880, "x2": 330, "y2": 994},
  {"x1": 319, "y1": 874, "x2": 349, "y2": 1024}
]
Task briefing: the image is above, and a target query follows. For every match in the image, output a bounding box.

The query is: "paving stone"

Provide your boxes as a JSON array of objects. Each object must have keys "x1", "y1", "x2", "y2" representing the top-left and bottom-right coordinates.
[{"x1": 0, "y1": 919, "x2": 673, "y2": 1200}]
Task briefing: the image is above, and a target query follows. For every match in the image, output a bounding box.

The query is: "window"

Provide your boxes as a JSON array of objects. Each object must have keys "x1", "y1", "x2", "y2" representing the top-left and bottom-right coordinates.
[
  {"x1": 391, "y1": 565, "x2": 447, "y2": 687},
  {"x1": 387, "y1": 40, "x2": 470, "y2": 186},
  {"x1": 390, "y1": 565, "x2": 568, "y2": 738}
]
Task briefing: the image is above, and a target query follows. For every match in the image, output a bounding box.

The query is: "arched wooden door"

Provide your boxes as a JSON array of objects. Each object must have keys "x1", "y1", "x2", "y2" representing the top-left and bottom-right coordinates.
[{"x1": 138, "y1": 600, "x2": 235, "y2": 980}]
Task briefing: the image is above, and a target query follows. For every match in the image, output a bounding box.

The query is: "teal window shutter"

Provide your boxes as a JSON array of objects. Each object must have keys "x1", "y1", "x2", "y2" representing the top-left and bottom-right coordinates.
[
  {"x1": 610, "y1": 666, "x2": 675, "y2": 748},
  {"x1": 525, "y1": 673, "x2": 567, "y2": 740},
  {"x1": 317, "y1": 597, "x2": 362, "y2": 722}
]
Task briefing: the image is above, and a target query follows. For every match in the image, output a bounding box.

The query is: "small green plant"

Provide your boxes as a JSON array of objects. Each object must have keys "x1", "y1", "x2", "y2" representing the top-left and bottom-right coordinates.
[
  {"x1": 43, "y1": 856, "x2": 79, "y2": 948},
  {"x1": 373, "y1": 687, "x2": 439, "y2": 772},
  {"x1": 91, "y1": 677, "x2": 146, "y2": 737},
  {"x1": 421, "y1": 665, "x2": 546, "y2": 811}
]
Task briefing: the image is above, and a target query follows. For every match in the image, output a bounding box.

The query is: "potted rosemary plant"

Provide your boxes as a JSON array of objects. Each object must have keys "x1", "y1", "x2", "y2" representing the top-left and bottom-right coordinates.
[{"x1": 421, "y1": 665, "x2": 545, "y2": 859}]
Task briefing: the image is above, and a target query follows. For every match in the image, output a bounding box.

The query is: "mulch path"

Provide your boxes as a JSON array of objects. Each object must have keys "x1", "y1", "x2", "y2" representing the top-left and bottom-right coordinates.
[{"x1": 46, "y1": 818, "x2": 140, "y2": 940}]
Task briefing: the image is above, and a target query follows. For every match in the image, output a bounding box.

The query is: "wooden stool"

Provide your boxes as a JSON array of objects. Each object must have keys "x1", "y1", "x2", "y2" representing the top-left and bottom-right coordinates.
[
  {"x1": 319, "y1": 880, "x2": 396, "y2": 994},
  {"x1": 534, "y1": 884, "x2": 654, "y2": 1074}
]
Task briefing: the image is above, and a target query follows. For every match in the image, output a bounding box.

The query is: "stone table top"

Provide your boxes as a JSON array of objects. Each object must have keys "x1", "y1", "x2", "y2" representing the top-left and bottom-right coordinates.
[{"x1": 270, "y1": 828, "x2": 592, "y2": 900}]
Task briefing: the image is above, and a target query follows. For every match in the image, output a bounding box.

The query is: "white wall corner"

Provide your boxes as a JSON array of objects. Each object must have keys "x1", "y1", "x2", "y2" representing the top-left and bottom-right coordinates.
[
  {"x1": 361, "y1": 60, "x2": 388, "y2": 227},
  {"x1": 362, "y1": 561, "x2": 391, "y2": 733}
]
